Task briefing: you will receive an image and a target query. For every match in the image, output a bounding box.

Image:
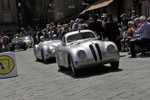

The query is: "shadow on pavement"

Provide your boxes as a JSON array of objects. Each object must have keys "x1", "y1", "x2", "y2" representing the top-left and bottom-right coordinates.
[
  {"x1": 35, "y1": 58, "x2": 56, "y2": 65},
  {"x1": 138, "y1": 53, "x2": 150, "y2": 58},
  {"x1": 60, "y1": 65, "x2": 123, "y2": 78}
]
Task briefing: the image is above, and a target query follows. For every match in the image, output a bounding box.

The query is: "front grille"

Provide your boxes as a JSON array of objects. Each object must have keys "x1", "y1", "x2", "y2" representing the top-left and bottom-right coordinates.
[
  {"x1": 89, "y1": 45, "x2": 97, "y2": 61},
  {"x1": 89, "y1": 43, "x2": 102, "y2": 61},
  {"x1": 95, "y1": 43, "x2": 102, "y2": 60}
]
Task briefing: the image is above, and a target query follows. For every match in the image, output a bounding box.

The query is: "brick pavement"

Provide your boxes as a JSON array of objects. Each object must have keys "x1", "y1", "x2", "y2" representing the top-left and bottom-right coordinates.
[{"x1": 0, "y1": 49, "x2": 150, "y2": 100}]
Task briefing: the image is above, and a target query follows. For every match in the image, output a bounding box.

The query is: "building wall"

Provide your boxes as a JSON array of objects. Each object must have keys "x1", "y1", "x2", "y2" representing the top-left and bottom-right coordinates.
[
  {"x1": 53, "y1": 0, "x2": 83, "y2": 21},
  {"x1": 106, "y1": 0, "x2": 118, "y2": 16},
  {"x1": 141, "y1": 1, "x2": 150, "y2": 17},
  {"x1": 123, "y1": 0, "x2": 133, "y2": 15},
  {"x1": 0, "y1": 0, "x2": 18, "y2": 34},
  {"x1": 0, "y1": 0, "x2": 18, "y2": 24}
]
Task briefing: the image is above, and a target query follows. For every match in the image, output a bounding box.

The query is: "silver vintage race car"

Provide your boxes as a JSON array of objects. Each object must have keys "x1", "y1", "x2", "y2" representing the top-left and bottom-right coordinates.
[
  {"x1": 20, "y1": 36, "x2": 34, "y2": 48},
  {"x1": 10, "y1": 36, "x2": 28, "y2": 51},
  {"x1": 10, "y1": 36, "x2": 34, "y2": 51},
  {"x1": 33, "y1": 39, "x2": 62, "y2": 63},
  {"x1": 55, "y1": 30, "x2": 120, "y2": 76}
]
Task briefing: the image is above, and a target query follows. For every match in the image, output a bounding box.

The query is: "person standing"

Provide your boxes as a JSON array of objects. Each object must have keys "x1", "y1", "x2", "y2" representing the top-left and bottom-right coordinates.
[
  {"x1": 0, "y1": 36, "x2": 3, "y2": 53},
  {"x1": 88, "y1": 14, "x2": 105, "y2": 40},
  {"x1": 101, "y1": 13, "x2": 107, "y2": 29},
  {"x1": 57, "y1": 25, "x2": 64, "y2": 39},
  {"x1": 3, "y1": 36, "x2": 9, "y2": 52},
  {"x1": 105, "y1": 15, "x2": 121, "y2": 51},
  {"x1": 120, "y1": 14, "x2": 131, "y2": 31},
  {"x1": 37, "y1": 29, "x2": 43, "y2": 43}
]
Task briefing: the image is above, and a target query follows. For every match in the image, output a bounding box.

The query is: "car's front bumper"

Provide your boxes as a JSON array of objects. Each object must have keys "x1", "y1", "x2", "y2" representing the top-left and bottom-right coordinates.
[{"x1": 74, "y1": 55, "x2": 120, "y2": 69}]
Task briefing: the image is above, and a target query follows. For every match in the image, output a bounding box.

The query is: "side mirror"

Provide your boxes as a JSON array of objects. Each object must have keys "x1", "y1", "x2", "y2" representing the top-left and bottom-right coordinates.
[{"x1": 97, "y1": 35, "x2": 100, "y2": 40}]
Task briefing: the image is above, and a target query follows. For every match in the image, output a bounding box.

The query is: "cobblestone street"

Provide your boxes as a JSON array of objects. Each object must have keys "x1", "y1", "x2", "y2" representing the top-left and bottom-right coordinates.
[{"x1": 0, "y1": 49, "x2": 150, "y2": 100}]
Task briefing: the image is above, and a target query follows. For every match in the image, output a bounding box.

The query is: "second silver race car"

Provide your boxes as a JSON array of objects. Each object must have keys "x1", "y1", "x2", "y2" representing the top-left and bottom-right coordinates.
[
  {"x1": 55, "y1": 30, "x2": 120, "y2": 76},
  {"x1": 33, "y1": 39, "x2": 62, "y2": 63}
]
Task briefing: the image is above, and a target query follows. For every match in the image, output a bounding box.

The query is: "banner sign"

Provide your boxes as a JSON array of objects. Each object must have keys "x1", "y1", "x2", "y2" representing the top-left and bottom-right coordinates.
[{"x1": 0, "y1": 52, "x2": 18, "y2": 79}]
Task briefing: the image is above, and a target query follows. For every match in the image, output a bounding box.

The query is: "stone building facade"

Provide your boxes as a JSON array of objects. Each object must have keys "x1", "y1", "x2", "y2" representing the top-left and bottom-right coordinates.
[
  {"x1": 0, "y1": 0, "x2": 18, "y2": 34},
  {"x1": 1, "y1": 0, "x2": 150, "y2": 34}
]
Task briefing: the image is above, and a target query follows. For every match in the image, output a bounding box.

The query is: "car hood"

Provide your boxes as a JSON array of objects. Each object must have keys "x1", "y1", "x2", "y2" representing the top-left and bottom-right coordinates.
[
  {"x1": 68, "y1": 39, "x2": 105, "y2": 48},
  {"x1": 42, "y1": 40, "x2": 62, "y2": 48}
]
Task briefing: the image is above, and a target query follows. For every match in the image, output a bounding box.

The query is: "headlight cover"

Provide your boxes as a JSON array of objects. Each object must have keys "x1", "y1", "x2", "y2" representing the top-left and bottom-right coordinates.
[
  {"x1": 107, "y1": 44, "x2": 115, "y2": 53},
  {"x1": 77, "y1": 50, "x2": 86, "y2": 59}
]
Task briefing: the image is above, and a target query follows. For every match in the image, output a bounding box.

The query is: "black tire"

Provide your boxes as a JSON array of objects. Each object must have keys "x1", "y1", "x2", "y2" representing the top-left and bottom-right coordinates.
[
  {"x1": 30, "y1": 43, "x2": 34, "y2": 48},
  {"x1": 24, "y1": 47, "x2": 27, "y2": 50},
  {"x1": 110, "y1": 61, "x2": 119, "y2": 70},
  {"x1": 69, "y1": 56, "x2": 79, "y2": 77},
  {"x1": 58, "y1": 65, "x2": 65, "y2": 71}
]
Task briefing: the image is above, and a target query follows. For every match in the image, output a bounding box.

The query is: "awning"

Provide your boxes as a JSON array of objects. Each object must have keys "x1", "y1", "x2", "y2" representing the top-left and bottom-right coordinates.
[
  {"x1": 55, "y1": 10, "x2": 82, "y2": 24},
  {"x1": 80, "y1": 0, "x2": 113, "y2": 15}
]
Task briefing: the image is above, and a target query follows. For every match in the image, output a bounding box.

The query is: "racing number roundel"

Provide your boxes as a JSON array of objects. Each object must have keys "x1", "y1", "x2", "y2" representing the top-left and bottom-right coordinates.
[{"x1": 0, "y1": 55, "x2": 15, "y2": 75}]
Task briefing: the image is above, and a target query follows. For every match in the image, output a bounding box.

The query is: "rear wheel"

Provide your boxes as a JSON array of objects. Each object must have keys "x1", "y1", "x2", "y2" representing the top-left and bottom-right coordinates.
[
  {"x1": 110, "y1": 61, "x2": 119, "y2": 70},
  {"x1": 69, "y1": 56, "x2": 79, "y2": 77},
  {"x1": 24, "y1": 47, "x2": 27, "y2": 50}
]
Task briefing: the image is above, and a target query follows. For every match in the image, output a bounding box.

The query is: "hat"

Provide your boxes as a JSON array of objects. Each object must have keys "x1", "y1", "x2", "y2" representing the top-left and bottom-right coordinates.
[
  {"x1": 101, "y1": 13, "x2": 107, "y2": 17},
  {"x1": 70, "y1": 20, "x2": 74, "y2": 23},
  {"x1": 120, "y1": 14, "x2": 126, "y2": 17}
]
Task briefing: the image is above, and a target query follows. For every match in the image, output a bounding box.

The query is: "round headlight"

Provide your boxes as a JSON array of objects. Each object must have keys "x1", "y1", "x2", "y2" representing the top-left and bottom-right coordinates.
[
  {"x1": 107, "y1": 45, "x2": 115, "y2": 53},
  {"x1": 77, "y1": 50, "x2": 86, "y2": 59},
  {"x1": 51, "y1": 49, "x2": 56, "y2": 54}
]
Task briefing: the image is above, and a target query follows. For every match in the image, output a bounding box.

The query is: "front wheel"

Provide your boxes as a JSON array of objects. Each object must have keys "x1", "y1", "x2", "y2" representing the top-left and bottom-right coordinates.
[
  {"x1": 69, "y1": 56, "x2": 80, "y2": 77},
  {"x1": 24, "y1": 47, "x2": 27, "y2": 50},
  {"x1": 58, "y1": 65, "x2": 65, "y2": 71},
  {"x1": 110, "y1": 61, "x2": 119, "y2": 70}
]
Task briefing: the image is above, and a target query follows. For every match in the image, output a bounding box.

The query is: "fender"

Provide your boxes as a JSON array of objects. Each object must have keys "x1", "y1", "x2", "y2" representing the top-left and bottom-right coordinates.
[
  {"x1": 33, "y1": 45, "x2": 39, "y2": 58},
  {"x1": 42, "y1": 45, "x2": 50, "y2": 59}
]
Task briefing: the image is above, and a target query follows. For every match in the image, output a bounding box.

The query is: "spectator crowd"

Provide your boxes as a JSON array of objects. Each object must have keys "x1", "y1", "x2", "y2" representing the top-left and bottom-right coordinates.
[{"x1": 1, "y1": 10, "x2": 150, "y2": 58}]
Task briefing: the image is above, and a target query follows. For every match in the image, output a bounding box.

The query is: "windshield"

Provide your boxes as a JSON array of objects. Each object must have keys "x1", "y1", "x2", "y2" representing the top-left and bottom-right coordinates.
[
  {"x1": 11, "y1": 38, "x2": 19, "y2": 42},
  {"x1": 67, "y1": 32, "x2": 95, "y2": 43},
  {"x1": 20, "y1": 36, "x2": 30, "y2": 40}
]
